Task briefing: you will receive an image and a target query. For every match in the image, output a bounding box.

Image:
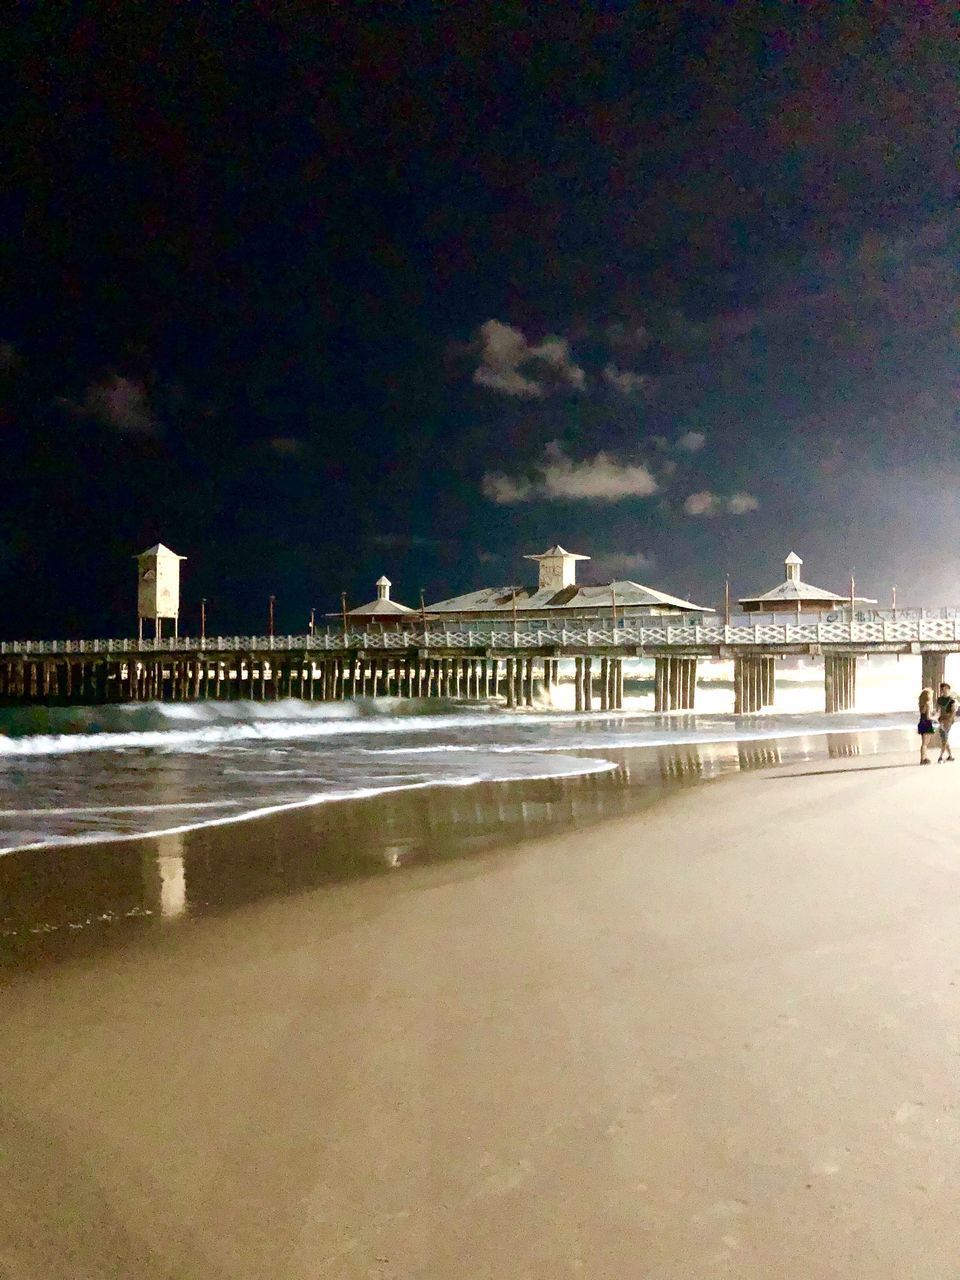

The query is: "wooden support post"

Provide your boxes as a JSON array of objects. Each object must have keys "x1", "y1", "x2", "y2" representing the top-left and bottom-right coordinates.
[
  {"x1": 655, "y1": 657, "x2": 668, "y2": 713},
  {"x1": 583, "y1": 656, "x2": 593, "y2": 711},
  {"x1": 574, "y1": 656, "x2": 584, "y2": 712},
  {"x1": 599, "y1": 657, "x2": 609, "y2": 711},
  {"x1": 505, "y1": 658, "x2": 516, "y2": 708}
]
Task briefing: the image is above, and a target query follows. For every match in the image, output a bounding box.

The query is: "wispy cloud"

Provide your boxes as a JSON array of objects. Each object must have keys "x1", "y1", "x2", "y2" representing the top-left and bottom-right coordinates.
[
  {"x1": 602, "y1": 363, "x2": 655, "y2": 397},
  {"x1": 684, "y1": 490, "x2": 759, "y2": 517},
  {"x1": 727, "y1": 492, "x2": 760, "y2": 514},
  {"x1": 676, "y1": 430, "x2": 706, "y2": 453},
  {"x1": 483, "y1": 441, "x2": 658, "y2": 504},
  {"x1": 472, "y1": 320, "x2": 586, "y2": 398}
]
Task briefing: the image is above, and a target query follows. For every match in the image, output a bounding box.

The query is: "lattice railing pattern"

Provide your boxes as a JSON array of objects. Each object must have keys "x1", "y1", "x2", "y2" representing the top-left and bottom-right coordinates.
[{"x1": 4, "y1": 617, "x2": 960, "y2": 656}]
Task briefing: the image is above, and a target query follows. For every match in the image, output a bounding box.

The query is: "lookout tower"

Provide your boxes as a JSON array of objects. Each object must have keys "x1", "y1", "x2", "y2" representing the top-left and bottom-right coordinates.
[
  {"x1": 523, "y1": 545, "x2": 590, "y2": 591},
  {"x1": 136, "y1": 543, "x2": 186, "y2": 639}
]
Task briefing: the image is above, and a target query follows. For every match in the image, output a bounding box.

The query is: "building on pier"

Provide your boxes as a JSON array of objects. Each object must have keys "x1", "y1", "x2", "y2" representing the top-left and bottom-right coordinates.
[
  {"x1": 136, "y1": 543, "x2": 186, "y2": 640},
  {"x1": 343, "y1": 576, "x2": 415, "y2": 623},
  {"x1": 738, "y1": 552, "x2": 876, "y2": 616},
  {"x1": 426, "y1": 544, "x2": 712, "y2": 621}
]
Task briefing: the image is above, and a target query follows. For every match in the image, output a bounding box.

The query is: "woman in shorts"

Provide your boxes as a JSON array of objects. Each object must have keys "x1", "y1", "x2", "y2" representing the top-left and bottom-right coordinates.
[{"x1": 918, "y1": 687, "x2": 937, "y2": 764}]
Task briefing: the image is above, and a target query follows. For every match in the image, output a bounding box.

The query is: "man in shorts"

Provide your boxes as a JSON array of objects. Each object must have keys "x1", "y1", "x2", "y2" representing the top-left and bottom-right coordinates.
[{"x1": 937, "y1": 682, "x2": 957, "y2": 762}]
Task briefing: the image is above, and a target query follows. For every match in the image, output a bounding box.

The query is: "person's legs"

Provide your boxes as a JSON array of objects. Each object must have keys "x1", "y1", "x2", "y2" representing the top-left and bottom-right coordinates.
[
  {"x1": 921, "y1": 730, "x2": 932, "y2": 763},
  {"x1": 943, "y1": 724, "x2": 955, "y2": 761}
]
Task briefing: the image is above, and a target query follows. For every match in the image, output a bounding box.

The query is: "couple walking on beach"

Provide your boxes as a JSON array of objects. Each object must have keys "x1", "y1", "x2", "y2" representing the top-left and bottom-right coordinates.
[{"x1": 918, "y1": 682, "x2": 957, "y2": 764}]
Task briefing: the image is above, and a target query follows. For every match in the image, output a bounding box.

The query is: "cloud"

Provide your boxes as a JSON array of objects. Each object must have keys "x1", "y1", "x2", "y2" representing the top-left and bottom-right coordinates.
[
  {"x1": 481, "y1": 473, "x2": 534, "y2": 504},
  {"x1": 727, "y1": 492, "x2": 760, "y2": 514},
  {"x1": 472, "y1": 320, "x2": 585, "y2": 398},
  {"x1": 684, "y1": 490, "x2": 760, "y2": 516},
  {"x1": 602, "y1": 363, "x2": 655, "y2": 396},
  {"x1": 483, "y1": 441, "x2": 658, "y2": 504},
  {"x1": 684, "y1": 491, "x2": 720, "y2": 516},
  {"x1": 60, "y1": 373, "x2": 159, "y2": 435},
  {"x1": 676, "y1": 430, "x2": 706, "y2": 453}
]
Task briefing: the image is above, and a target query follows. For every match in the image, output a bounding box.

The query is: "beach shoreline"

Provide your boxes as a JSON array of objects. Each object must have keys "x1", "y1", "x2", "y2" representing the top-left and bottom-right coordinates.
[
  {"x1": 0, "y1": 723, "x2": 909, "y2": 971},
  {"x1": 2, "y1": 728, "x2": 959, "y2": 1276}
]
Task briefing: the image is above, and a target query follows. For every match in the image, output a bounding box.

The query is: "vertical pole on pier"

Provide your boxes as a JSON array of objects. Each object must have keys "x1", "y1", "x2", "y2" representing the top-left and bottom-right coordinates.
[
  {"x1": 824, "y1": 654, "x2": 835, "y2": 714},
  {"x1": 574, "y1": 657, "x2": 584, "y2": 712},
  {"x1": 734, "y1": 655, "x2": 744, "y2": 715},
  {"x1": 583, "y1": 657, "x2": 593, "y2": 711},
  {"x1": 524, "y1": 657, "x2": 534, "y2": 707},
  {"x1": 600, "y1": 657, "x2": 609, "y2": 711}
]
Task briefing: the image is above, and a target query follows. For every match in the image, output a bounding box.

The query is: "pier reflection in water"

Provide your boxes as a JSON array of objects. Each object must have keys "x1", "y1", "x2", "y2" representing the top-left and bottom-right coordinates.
[{"x1": 0, "y1": 728, "x2": 906, "y2": 969}]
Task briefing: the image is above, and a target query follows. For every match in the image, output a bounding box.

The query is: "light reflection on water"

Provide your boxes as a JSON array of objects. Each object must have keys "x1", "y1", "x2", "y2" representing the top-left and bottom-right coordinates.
[{"x1": 0, "y1": 726, "x2": 910, "y2": 969}]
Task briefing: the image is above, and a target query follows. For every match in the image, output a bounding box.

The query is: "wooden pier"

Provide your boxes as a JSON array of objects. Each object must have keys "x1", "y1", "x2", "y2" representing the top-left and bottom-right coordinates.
[{"x1": 2, "y1": 615, "x2": 960, "y2": 713}]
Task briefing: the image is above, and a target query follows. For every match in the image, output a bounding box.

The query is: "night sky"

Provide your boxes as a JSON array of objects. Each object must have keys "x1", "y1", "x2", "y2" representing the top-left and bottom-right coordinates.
[{"x1": 3, "y1": 5, "x2": 956, "y2": 638}]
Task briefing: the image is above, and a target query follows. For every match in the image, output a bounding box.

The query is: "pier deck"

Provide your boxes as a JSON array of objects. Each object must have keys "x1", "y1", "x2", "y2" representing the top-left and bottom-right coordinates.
[{"x1": 0, "y1": 618, "x2": 955, "y2": 713}]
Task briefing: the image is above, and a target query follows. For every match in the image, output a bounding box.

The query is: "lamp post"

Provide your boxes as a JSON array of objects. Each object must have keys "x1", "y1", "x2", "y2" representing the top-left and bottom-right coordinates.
[
  {"x1": 308, "y1": 607, "x2": 316, "y2": 636},
  {"x1": 268, "y1": 595, "x2": 276, "y2": 638},
  {"x1": 724, "y1": 574, "x2": 731, "y2": 627},
  {"x1": 200, "y1": 598, "x2": 207, "y2": 640}
]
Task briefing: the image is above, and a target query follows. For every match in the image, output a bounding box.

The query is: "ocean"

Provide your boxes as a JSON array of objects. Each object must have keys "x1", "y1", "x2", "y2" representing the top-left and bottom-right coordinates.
[{"x1": 0, "y1": 664, "x2": 917, "y2": 856}]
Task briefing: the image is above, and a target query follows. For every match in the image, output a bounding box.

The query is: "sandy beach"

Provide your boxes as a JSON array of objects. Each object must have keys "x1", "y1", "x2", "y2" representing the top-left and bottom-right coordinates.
[{"x1": 2, "y1": 736, "x2": 958, "y2": 1278}]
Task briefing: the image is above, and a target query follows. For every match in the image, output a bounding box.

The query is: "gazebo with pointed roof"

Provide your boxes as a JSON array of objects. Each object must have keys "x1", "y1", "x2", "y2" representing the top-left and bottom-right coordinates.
[
  {"x1": 738, "y1": 552, "x2": 876, "y2": 615},
  {"x1": 341, "y1": 576, "x2": 415, "y2": 623}
]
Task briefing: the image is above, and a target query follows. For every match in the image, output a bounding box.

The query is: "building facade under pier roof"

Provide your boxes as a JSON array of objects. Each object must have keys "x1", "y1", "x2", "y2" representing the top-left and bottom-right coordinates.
[
  {"x1": 426, "y1": 545, "x2": 713, "y2": 621},
  {"x1": 738, "y1": 552, "x2": 876, "y2": 615}
]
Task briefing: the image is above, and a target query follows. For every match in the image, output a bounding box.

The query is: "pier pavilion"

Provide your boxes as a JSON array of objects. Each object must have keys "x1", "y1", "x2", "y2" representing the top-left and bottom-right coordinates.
[
  {"x1": 342, "y1": 576, "x2": 415, "y2": 624},
  {"x1": 426, "y1": 544, "x2": 713, "y2": 623},
  {"x1": 739, "y1": 552, "x2": 877, "y2": 616}
]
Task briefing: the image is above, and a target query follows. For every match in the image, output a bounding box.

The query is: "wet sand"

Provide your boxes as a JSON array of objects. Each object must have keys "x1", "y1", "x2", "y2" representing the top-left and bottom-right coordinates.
[{"x1": 2, "y1": 734, "x2": 958, "y2": 1277}]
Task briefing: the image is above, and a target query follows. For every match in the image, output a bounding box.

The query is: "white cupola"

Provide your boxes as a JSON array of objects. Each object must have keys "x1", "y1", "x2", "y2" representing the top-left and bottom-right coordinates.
[
  {"x1": 523, "y1": 544, "x2": 591, "y2": 591},
  {"x1": 784, "y1": 552, "x2": 803, "y2": 584}
]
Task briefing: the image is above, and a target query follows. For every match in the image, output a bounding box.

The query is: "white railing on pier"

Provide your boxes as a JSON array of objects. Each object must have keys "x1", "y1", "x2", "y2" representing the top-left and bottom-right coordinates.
[{"x1": 4, "y1": 617, "x2": 960, "y2": 656}]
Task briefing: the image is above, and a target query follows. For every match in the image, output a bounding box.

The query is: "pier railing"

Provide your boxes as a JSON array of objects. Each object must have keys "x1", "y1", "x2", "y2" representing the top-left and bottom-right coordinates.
[{"x1": 4, "y1": 616, "x2": 960, "y2": 656}]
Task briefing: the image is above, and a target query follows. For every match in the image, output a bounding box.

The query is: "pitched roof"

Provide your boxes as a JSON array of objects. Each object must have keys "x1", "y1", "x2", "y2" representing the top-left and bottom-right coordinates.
[
  {"x1": 346, "y1": 597, "x2": 415, "y2": 616},
  {"x1": 738, "y1": 579, "x2": 876, "y2": 605},
  {"x1": 523, "y1": 545, "x2": 590, "y2": 562},
  {"x1": 136, "y1": 543, "x2": 186, "y2": 559},
  {"x1": 426, "y1": 580, "x2": 712, "y2": 613}
]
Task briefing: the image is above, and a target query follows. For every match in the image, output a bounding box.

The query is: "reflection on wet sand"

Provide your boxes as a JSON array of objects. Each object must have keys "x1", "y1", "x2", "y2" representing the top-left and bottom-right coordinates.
[{"x1": 0, "y1": 729, "x2": 906, "y2": 970}]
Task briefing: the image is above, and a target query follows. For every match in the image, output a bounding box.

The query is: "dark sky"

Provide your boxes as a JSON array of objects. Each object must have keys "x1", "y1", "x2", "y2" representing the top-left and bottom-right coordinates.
[{"x1": 3, "y1": 4, "x2": 956, "y2": 636}]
